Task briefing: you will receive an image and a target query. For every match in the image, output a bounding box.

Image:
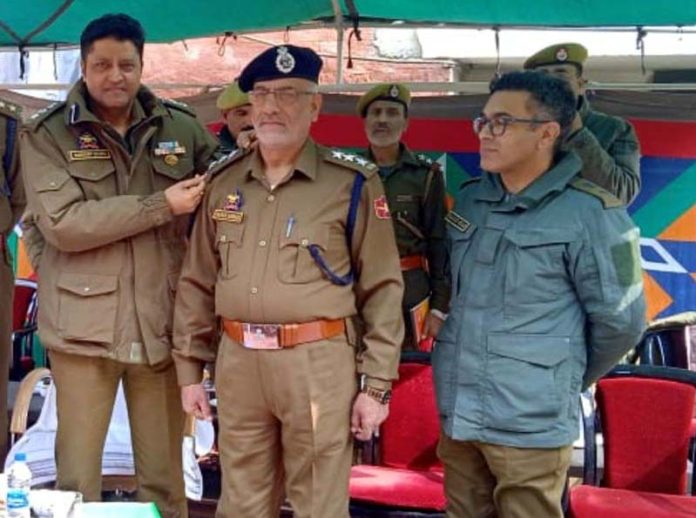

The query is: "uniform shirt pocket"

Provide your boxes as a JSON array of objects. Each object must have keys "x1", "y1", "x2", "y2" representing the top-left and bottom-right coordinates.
[
  {"x1": 57, "y1": 273, "x2": 118, "y2": 345},
  {"x1": 278, "y1": 225, "x2": 330, "y2": 284},
  {"x1": 484, "y1": 333, "x2": 572, "y2": 433},
  {"x1": 447, "y1": 223, "x2": 477, "y2": 297},
  {"x1": 216, "y1": 222, "x2": 245, "y2": 279},
  {"x1": 152, "y1": 155, "x2": 195, "y2": 190},
  {"x1": 67, "y1": 160, "x2": 117, "y2": 200}
]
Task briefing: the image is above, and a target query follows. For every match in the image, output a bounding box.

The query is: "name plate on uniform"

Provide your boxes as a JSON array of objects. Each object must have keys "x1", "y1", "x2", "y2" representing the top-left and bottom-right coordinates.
[
  {"x1": 212, "y1": 209, "x2": 244, "y2": 223},
  {"x1": 68, "y1": 149, "x2": 112, "y2": 161},
  {"x1": 445, "y1": 210, "x2": 471, "y2": 232}
]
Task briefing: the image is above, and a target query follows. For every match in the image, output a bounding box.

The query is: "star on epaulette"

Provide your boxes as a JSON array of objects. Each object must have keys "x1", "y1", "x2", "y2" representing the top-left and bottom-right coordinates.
[
  {"x1": 331, "y1": 150, "x2": 347, "y2": 161},
  {"x1": 325, "y1": 148, "x2": 377, "y2": 176},
  {"x1": 417, "y1": 153, "x2": 434, "y2": 166},
  {"x1": 0, "y1": 99, "x2": 21, "y2": 116},
  {"x1": 162, "y1": 98, "x2": 196, "y2": 117}
]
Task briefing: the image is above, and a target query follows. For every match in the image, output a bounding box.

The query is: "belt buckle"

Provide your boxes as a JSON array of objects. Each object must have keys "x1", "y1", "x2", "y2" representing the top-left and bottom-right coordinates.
[{"x1": 242, "y1": 323, "x2": 282, "y2": 350}]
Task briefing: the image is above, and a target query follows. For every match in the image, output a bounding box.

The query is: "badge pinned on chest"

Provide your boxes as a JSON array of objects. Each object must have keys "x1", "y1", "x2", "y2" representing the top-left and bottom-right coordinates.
[
  {"x1": 212, "y1": 190, "x2": 245, "y2": 224},
  {"x1": 69, "y1": 131, "x2": 111, "y2": 161},
  {"x1": 445, "y1": 210, "x2": 471, "y2": 232},
  {"x1": 373, "y1": 195, "x2": 391, "y2": 220}
]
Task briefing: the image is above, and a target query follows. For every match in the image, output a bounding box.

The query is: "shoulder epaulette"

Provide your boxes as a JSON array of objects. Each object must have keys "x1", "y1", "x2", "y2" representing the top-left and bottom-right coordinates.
[
  {"x1": 322, "y1": 148, "x2": 377, "y2": 179},
  {"x1": 416, "y1": 153, "x2": 441, "y2": 171},
  {"x1": 0, "y1": 99, "x2": 22, "y2": 120},
  {"x1": 162, "y1": 98, "x2": 197, "y2": 117},
  {"x1": 26, "y1": 101, "x2": 64, "y2": 130},
  {"x1": 206, "y1": 148, "x2": 250, "y2": 181},
  {"x1": 569, "y1": 177, "x2": 623, "y2": 209},
  {"x1": 459, "y1": 176, "x2": 481, "y2": 190}
]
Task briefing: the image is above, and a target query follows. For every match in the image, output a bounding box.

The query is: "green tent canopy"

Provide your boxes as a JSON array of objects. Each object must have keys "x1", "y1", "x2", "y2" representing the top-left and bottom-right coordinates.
[{"x1": 1, "y1": 0, "x2": 696, "y2": 48}]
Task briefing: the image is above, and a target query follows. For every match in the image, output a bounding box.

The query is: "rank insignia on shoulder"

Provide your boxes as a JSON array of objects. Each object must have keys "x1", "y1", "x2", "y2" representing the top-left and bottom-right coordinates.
[
  {"x1": 373, "y1": 195, "x2": 391, "y2": 219},
  {"x1": 445, "y1": 210, "x2": 471, "y2": 232}
]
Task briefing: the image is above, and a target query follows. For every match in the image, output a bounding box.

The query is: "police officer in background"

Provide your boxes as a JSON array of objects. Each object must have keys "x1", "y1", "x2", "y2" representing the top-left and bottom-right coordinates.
[
  {"x1": 0, "y1": 98, "x2": 22, "y2": 462},
  {"x1": 357, "y1": 84, "x2": 450, "y2": 349},
  {"x1": 173, "y1": 45, "x2": 404, "y2": 518},
  {"x1": 435, "y1": 70, "x2": 646, "y2": 518},
  {"x1": 21, "y1": 14, "x2": 218, "y2": 517},
  {"x1": 215, "y1": 80, "x2": 252, "y2": 154},
  {"x1": 524, "y1": 43, "x2": 641, "y2": 205}
]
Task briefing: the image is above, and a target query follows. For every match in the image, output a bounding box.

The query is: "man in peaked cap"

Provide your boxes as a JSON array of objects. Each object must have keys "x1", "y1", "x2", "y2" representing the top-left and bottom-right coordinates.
[
  {"x1": 215, "y1": 81, "x2": 252, "y2": 154},
  {"x1": 524, "y1": 43, "x2": 641, "y2": 205},
  {"x1": 357, "y1": 83, "x2": 450, "y2": 351},
  {"x1": 173, "y1": 44, "x2": 404, "y2": 518}
]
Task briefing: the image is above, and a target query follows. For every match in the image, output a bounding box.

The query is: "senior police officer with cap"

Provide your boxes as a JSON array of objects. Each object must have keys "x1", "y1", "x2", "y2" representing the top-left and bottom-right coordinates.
[
  {"x1": 21, "y1": 14, "x2": 218, "y2": 517},
  {"x1": 357, "y1": 84, "x2": 450, "y2": 349},
  {"x1": 0, "y1": 97, "x2": 22, "y2": 462},
  {"x1": 173, "y1": 44, "x2": 404, "y2": 518},
  {"x1": 215, "y1": 80, "x2": 252, "y2": 154},
  {"x1": 524, "y1": 43, "x2": 641, "y2": 205},
  {"x1": 435, "y1": 70, "x2": 646, "y2": 518}
]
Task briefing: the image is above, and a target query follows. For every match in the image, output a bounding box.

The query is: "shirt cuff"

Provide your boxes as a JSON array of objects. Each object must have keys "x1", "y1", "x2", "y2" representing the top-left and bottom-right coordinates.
[
  {"x1": 430, "y1": 309, "x2": 448, "y2": 321},
  {"x1": 174, "y1": 356, "x2": 206, "y2": 386},
  {"x1": 359, "y1": 375, "x2": 393, "y2": 391},
  {"x1": 143, "y1": 191, "x2": 174, "y2": 227}
]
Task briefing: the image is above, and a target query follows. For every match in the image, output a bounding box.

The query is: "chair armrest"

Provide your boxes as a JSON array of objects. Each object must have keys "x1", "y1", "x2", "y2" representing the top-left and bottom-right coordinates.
[{"x1": 10, "y1": 367, "x2": 51, "y2": 438}]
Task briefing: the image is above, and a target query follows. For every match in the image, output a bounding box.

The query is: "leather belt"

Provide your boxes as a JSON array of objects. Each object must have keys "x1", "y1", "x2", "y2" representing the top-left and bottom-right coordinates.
[
  {"x1": 400, "y1": 255, "x2": 427, "y2": 272},
  {"x1": 222, "y1": 318, "x2": 346, "y2": 350}
]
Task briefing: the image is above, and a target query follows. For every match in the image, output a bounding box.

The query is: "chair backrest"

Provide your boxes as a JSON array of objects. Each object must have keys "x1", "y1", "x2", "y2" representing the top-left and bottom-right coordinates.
[
  {"x1": 379, "y1": 361, "x2": 441, "y2": 471},
  {"x1": 597, "y1": 376, "x2": 694, "y2": 494},
  {"x1": 12, "y1": 279, "x2": 37, "y2": 332}
]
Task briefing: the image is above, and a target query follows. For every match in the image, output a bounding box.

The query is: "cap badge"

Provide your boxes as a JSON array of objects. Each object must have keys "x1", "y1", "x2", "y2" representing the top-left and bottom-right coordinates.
[
  {"x1": 555, "y1": 47, "x2": 568, "y2": 62},
  {"x1": 389, "y1": 85, "x2": 400, "y2": 98},
  {"x1": 276, "y1": 46, "x2": 296, "y2": 74}
]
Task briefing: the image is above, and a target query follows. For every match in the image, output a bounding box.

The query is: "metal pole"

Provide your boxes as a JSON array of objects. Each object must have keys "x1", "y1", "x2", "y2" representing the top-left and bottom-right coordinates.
[{"x1": 331, "y1": 0, "x2": 345, "y2": 84}]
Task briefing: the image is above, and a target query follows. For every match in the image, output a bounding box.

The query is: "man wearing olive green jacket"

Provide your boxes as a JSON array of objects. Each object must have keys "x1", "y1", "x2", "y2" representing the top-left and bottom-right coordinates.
[{"x1": 21, "y1": 14, "x2": 218, "y2": 518}]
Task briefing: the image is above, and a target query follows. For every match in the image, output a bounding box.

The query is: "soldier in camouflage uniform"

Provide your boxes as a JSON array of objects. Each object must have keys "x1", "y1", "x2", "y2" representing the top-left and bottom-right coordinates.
[
  {"x1": 0, "y1": 98, "x2": 23, "y2": 462},
  {"x1": 525, "y1": 42, "x2": 641, "y2": 205},
  {"x1": 358, "y1": 83, "x2": 450, "y2": 350}
]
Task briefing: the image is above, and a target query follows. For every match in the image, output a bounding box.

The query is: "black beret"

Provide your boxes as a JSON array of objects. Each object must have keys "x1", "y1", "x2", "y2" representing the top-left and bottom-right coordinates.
[{"x1": 238, "y1": 45, "x2": 323, "y2": 92}]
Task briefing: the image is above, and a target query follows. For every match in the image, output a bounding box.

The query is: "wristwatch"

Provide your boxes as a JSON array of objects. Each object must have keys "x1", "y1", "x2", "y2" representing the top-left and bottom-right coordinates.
[{"x1": 359, "y1": 374, "x2": 392, "y2": 404}]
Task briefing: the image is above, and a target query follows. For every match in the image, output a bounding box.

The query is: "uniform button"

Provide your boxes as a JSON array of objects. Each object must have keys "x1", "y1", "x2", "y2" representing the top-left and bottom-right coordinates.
[
  {"x1": 49, "y1": 181, "x2": 56, "y2": 187},
  {"x1": 220, "y1": 235, "x2": 227, "y2": 242},
  {"x1": 267, "y1": 194, "x2": 275, "y2": 202},
  {"x1": 259, "y1": 240, "x2": 267, "y2": 247},
  {"x1": 83, "y1": 287, "x2": 91, "y2": 293},
  {"x1": 250, "y1": 287, "x2": 258, "y2": 294},
  {"x1": 301, "y1": 239, "x2": 309, "y2": 247}
]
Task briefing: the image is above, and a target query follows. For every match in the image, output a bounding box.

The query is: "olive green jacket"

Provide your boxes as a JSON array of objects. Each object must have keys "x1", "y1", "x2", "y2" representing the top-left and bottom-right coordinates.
[
  {"x1": 22, "y1": 81, "x2": 218, "y2": 365},
  {"x1": 435, "y1": 152, "x2": 646, "y2": 448},
  {"x1": 564, "y1": 97, "x2": 641, "y2": 205}
]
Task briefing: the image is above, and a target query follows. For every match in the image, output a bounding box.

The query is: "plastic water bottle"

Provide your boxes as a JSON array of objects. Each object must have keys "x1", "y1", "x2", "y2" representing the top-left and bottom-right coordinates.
[{"x1": 6, "y1": 453, "x2": 30, "y2": 518}]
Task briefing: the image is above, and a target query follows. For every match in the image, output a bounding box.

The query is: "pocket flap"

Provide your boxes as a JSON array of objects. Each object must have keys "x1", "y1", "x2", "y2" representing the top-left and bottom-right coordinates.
[
  {"x1": 34, "y1": 172, "x2": 71, "y2": 193},
  {"x1": 152, "y1": 155, "x2": 194, "y2": 180},
  {"x1": 487, "y1": 334, "x2": 570, "y2": 367},
  {"x1": 216, "y1": 222, "x2": 245, "y2": 246},
  {"x1": 57, "y1": 273, "x2": 118, "y2": 297},
  {"x1": 504, "y1": 228, "x2": 577, "y2": 248},
  {"x1": 279, "y1": 225, "x2": 329, "y2": 251},
  {"x1": 68, "y1": 160, "x2": 116, "y2": 182}
]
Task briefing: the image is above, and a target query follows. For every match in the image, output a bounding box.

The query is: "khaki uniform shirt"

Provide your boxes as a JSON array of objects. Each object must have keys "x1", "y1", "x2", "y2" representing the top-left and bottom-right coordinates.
[
  {"x1": 0, "y1": 100, "x2": 23, "y2": 246},
  {"x1": 367, "y1": 144, "x2": 450, "y2": 313},
  {"x1": 173, "y1": 140, "x2": 404, "y2": 388},
  {"x1": 564, "y1": 97, "x2": 641, "y2": 205},
  {"x1": 22, "y1": 81, "x2": 218, "y2": 365}
]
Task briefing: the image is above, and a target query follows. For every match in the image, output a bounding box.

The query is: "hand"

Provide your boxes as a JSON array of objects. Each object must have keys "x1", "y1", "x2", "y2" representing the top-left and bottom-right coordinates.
[
  {"x1": 351, "y1": 392, "x2": 389, "y2": 441},
  {"x1": 181, "y1": 383, "x2": 213, "y2": 421},
  {"x1": 423, "y1": 312, "x2": 445, "y2": 338},
  {"x1": 164, "y1": 174, "x2": 206, "y2": 215},
  {"x1": 236, "y1": 129, "x2": 257, "y2": 150}
]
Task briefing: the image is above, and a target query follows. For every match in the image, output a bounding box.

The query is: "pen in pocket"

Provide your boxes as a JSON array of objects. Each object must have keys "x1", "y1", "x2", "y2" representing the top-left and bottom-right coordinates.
[{"x1": 286, "y1": 214, "x2": 295, "y2": 238}]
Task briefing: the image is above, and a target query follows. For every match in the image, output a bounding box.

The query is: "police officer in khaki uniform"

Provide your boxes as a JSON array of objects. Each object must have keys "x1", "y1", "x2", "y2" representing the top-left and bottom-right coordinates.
[
  {"x1": 21, "y1": 14, "x2": 218, "y2": 517},
  {"x1": 524, "y1": 43, "x2": 641, "y2": 205},
  {"x1": 357, "y1": 84, "x2": 450, "y2": 349},
  {"x1": 215, "y1": 81, "x2": 252, "y2": 154},
  {"x1": 173, "y1": 45, "x2": 404, "y2": 518},
  {"x1": 0, "y1": 98, "x2": 23, "y2": 462}
]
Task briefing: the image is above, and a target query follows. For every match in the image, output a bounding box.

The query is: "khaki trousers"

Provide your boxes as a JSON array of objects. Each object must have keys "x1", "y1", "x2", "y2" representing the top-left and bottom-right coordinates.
[
  {"x1": 437, "y1": 434, "x2": 572, "y2": 518},
  {"x1": 0, "y1": 257, "x2": 12, "y2": 462},
  {"x1": 49, "y1": 350, "x2": 187, "y2": 518},
  {"x1": 215, "y1": 333, "x2": 357, "y2": 518}
]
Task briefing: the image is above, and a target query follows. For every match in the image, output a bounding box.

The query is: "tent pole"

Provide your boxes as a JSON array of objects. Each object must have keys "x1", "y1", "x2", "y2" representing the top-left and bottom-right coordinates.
[{"x1": 331, "y1": 0, "x2": 344, "y2": 84}]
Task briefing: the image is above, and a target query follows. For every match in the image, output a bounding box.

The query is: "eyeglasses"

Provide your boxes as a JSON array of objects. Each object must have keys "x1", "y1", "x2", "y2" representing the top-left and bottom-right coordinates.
[
  {"x1": 248, "y1": 87, "x2": 317, "y2": 105},
  {"x1": 473, "y1": 115, "x2": 553, "y2": 137}
]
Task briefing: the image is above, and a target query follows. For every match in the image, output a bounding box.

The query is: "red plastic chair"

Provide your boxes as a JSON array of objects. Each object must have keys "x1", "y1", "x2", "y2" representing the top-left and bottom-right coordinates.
[
  {"x1": 349, "y1": 353, "x2": 445, "y2": 516},
  {"x1": 569, "y1": 365, "x2": 696, "y2": 517}
]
